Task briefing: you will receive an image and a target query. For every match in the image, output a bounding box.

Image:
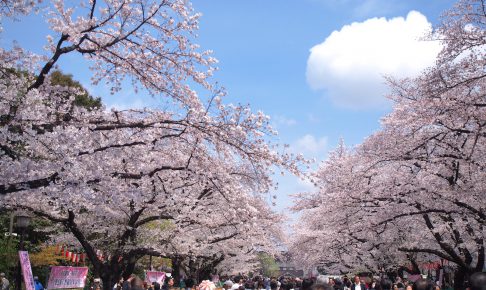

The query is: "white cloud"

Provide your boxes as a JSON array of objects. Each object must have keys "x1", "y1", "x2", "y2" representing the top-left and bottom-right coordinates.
[
  {"x1": 272, "y1": 115, "x2": 297, "y2": 127},
  {"x1": 306, "y1": 11, "x2": 442, "y2": 109},
  {"x1": 291, "y1": 134, "x2": 328, "y2": 160}
]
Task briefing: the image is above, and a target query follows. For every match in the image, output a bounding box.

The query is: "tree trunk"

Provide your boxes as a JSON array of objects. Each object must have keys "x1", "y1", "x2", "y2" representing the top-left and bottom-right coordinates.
[
  {"x1": 123, "y1": 260, "x2": 137, "y2": 280},
  {"x1": 101, "y1": 262, "x2": 123, "y2": 290},
  {"x1": 188, "y1": 259, "x2": 196, "y2": 283},
  {"x1": 453, "y1": 267, "x2": 469, "y2": 290},
  {"x1": 101, "y1": 270, "x2": 113, "y2": 290},
  {"x1": 172, "y1": 257, "x2": 182, "y2": 287},
  {"x1": 198, "y1": 266, "x2": 212, "y2": 282}
]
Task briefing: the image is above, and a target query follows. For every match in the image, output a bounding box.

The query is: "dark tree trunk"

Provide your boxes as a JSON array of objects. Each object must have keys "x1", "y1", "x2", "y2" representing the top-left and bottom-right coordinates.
[
  {"x1": 101, "y1": 270, "x2": 113, "y2": 290},
  {"x1": 172, "y1": 257, "x2": 182, "y2": 287},
  {"x1": 195, "y1": 256, "x2": 224, "y2": 283},
  {"x1": 123, "y1": 260, "x2": 137, "y2": 280},
  {"x1": 188, "y1": 259, "x2": 197, "y2": 283},
  {"x1": 100, "y1": 261, "x2": 124, "y2": 290},
  {"x1": 198, "y1": 266, "x2": 212, "y2": 282},
  {"x1": 453, "y1": 267, "x2": 470, "y2": 290}
]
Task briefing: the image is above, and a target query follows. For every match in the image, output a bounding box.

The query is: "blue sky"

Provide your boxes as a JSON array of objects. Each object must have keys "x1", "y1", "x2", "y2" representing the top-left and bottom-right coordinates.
[
  {"x1": 2, "y1": 0, "x2": 457, "y2": 216},
  {"x1": 190, "y1": 0, "x2": 455, "y2": 215}
]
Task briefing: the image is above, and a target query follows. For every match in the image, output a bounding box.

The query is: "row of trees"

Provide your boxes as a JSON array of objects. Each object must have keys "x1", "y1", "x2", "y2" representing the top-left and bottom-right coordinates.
[
  {"x1": 0, "y1": 1, "x2": 303, "y2": 289},
  {"x1": 291, "y1": 0, "x2": 485, "y2": 288}
]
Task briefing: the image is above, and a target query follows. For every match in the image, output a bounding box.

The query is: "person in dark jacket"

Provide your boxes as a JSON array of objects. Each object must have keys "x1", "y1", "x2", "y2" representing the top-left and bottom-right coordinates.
[
  {"x1": 333, "y1": 279, "x2": 344, "y2": 290},
  {"x1": 351, "y1": 277, "x2": 367, "y2": 290}
]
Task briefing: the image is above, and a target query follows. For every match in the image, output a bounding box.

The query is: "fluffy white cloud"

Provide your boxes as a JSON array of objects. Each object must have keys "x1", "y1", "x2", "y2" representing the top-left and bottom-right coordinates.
[{"x1": 306, "y1": 11, "x2": 442, "y2": 108}]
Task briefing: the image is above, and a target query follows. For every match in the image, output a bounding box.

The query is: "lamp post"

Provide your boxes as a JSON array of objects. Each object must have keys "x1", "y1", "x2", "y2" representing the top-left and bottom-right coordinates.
[{"x1": 15, "y1": 211, "x2": 31, "y2": 290}]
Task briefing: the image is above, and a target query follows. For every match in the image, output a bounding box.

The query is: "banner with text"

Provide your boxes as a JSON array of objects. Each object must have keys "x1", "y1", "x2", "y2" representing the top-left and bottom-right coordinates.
[
  {"x1": 19, "y1": 251, "x2": 35, "y2": 290},
  {"x1": 47, "y1": 266, "x2": 89, "y2": 289},
  {"x1": 145, "y1": 271, "x2": 166, "y2": 284}
]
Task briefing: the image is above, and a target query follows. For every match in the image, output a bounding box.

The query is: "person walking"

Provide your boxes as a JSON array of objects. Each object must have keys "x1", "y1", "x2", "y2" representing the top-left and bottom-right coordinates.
[
  {"x1": 351, "y1": 277, "x2": 367, "y2": 290},
  {"x1": 34, "y1": 277, "x2": 44, "y2": 290},
  {"x1": 1, "y1": 273, "x2": 10, "y2": 290}
]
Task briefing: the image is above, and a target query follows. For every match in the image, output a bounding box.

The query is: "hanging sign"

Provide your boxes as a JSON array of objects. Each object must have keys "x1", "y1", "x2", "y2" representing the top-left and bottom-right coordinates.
[
  {"x1": 19, "y1": 251, "x2": 35, "y2": 290},
  {"x1": 145, "y1": 271, "x2": 166, "y2": 284},
  {"x1": 47, "y1": 266, "x2": 89, "y2": 289}
]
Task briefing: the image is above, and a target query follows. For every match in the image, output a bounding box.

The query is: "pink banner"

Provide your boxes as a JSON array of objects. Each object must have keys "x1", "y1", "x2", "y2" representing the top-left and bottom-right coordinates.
[
  {"x1": 19, "y1": 251, "x2": 35, "y2": 290},
  {"x1": 47, "y1": 266, "x2": 89, "y2": 289},
  {"x1": 145, "y1": 271, "x2": 166, "y2": 284}
]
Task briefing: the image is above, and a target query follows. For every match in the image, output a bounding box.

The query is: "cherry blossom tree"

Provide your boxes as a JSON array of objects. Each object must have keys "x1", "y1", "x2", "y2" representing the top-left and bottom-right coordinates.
[
  {"x1": 0, "y1": 1, "x2": 303, "y2": 288},
  {"x1": 171, "y1": 198, "x2": 285, "y2": 279},
  {"x1": 291, "y1": 0, "x2": 485, "y2": 287}
]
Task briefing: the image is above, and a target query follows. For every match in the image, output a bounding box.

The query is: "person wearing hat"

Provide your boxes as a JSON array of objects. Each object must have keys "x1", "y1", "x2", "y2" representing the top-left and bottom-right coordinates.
[
  {"x1": 0, "y1": 273, "x2": 10, "y2": 290},
  {"x1": 91, "y1": 278, "x2": 102, "y2": 290},
  {"x1": 34, "y1": 276, "x2": 44, "y2": 290}
]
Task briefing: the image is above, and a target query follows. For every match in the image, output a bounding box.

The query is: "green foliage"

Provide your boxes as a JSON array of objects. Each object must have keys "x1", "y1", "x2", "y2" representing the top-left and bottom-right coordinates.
[
  {"x1": 138, "y1": 256, "x2": 172, "y2": 271},
  {"x1": 0, "y1": 210, "x2": 62, "y2": 287},
  {"x1": 49, "y1": 71, "x2": 102, "y2": 110},
  {"x1": 258, "y1": 253, "x2": 280, "y2": 277},
  {"x1": 0, "y1": 235, "x2": 19, "y2": 281},
  {"x1": 30, "y1": 245, "x2": 63, "y2": 267},
  {"x1": 143, "y1": 220, "x2": 175, "y2": 231}
]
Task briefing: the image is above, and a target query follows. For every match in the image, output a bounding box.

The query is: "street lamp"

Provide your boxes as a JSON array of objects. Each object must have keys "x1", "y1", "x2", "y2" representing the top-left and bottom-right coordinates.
[
  {"x1": 15, "y1": 211, "x2": 31, "y2": 290},
  {"x1": 15, "y1": 213, "x2": 31, "y2": 229}
]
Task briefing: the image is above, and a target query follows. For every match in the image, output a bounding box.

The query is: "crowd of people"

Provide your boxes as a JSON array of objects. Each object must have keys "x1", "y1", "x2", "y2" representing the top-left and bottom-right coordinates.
[
  {"x1": 0, "y1": 273, "x2": 44, "y2": 290},
  {"x1": 108, "y1": 273, "x2": 486, "y2": 290},
  {"x1": 1, "y1": 270, "x2": 485, "y2": 290},
  {"x1": 202, "y1": 274, "x2": 486, "y2": 290},
  {"x1": 111, "y1": 275, "x2": 176, "y2": 290}
]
